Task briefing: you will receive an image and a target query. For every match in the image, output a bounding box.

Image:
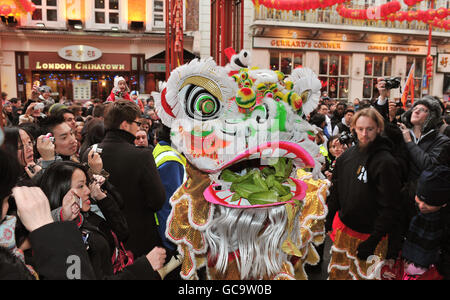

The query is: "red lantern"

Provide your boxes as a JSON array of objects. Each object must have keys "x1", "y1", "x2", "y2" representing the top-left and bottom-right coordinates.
[
  {"x1": 436, "y1": 7, "x2": 448, "y2": 19},
  {"x1": 443, "y1": 20, "x2": 450, "y2": 31},
  {"x1": 0, "y1": 4, "x2": 12, "y2": 16}
]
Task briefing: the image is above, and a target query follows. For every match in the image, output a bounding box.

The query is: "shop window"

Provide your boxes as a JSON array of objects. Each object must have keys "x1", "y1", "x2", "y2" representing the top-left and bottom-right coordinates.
[
  {"x1": 153, "y1": 0, "x2": 165, "y2": 28},
  {"x1": 363, "y1": 55, "x2": 393, "y2": 100},
  {"x1": 407, "y1": 56, "x2": 430, "y2": 99},
  {"x1": 269, "y1": 51, "x2": 303, "y2": 75},
  {"x1": 145, "y1": 0, "x2": 186, "y2": 32},
  {"x1": 86, "y1": 0, "x2": 128, "y2": 30},
  {"x1": 15, "y1": 52, "x2": 31, "y2": 102},
  {"x1": 319, "y1": 54, "x2": 350, "y2": 101},
  {"x1": 22, "y1": 0, "x2": 66, "y2": 28}
]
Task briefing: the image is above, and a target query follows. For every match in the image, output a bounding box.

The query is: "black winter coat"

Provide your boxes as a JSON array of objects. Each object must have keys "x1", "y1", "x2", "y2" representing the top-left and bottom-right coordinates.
[
  {"x1": 2, "y1": 221, "x2": 161, "y2": 280},
  {"x1": 95, "y1": 129, "x2": 166, "y2": 258},
  {"x1": 325, "y1": 136, "x2": 402, "y2": 258}
]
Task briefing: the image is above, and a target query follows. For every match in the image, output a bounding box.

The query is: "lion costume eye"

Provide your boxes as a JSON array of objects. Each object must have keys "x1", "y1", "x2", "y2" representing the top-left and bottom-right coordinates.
[{"x1": 181, "y1": 85, "x2": 221, "y2": 120}]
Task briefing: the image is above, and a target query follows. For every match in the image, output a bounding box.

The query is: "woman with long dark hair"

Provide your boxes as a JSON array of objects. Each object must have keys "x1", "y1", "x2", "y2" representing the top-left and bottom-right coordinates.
[
  {"x1": 38, "y1": 161, "x2": 129, "y2": 279},
  {"x1": 1, "y1": 126, "x2": 41, "y2": 181}
]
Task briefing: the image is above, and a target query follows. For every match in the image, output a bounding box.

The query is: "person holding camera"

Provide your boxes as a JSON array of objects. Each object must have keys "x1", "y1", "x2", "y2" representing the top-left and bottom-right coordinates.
[
  {"x1": 325, "y1": 107, "x2": 403, "y2": 280},
  {"x1": 373, "y1": 77, "x2": 401, "y2": 123},
  {"x1": 397, "y1": 96, "x2": 450, "y2": 233}
]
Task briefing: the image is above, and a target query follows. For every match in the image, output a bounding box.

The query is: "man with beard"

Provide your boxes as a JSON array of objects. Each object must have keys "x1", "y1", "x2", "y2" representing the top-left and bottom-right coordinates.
[{"x1": 326, "y1": 107, "x2": 402, "y2": 280}]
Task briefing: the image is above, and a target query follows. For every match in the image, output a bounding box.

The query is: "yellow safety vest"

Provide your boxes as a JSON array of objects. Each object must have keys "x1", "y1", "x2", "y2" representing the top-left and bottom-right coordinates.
[{"x1": 152, "y1": 144, "x2": 187, "y2": 169}]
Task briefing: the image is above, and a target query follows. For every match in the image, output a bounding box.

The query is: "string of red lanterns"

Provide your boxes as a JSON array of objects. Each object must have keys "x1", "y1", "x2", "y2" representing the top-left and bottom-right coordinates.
[
  {"x1": 336, "y1": 1, "x2": 401, "y2": 21},
  {"x1": 252, "y1": 0, "x2": 349, "y2": 11}
]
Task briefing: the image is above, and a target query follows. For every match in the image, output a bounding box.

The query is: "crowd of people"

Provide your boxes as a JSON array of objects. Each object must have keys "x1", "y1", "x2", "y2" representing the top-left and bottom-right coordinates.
[
  {"x1": 0, "y1": 74, "x2": 450, "y2": 280},
  {"x1": 0, "y1": 78, "x2": 182, "y2": 280},
  {"x1": 308, "y1": 78, "x2": 450, "y2": 280}
]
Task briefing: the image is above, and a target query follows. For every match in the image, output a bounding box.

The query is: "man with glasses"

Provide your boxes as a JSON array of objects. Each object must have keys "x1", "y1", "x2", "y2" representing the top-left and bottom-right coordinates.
[
  {"x1": 398, "y1": 96, "x2": 450, "y2": 239},
  {"x1": 93, "y1": 100, "x2": 166, "y2": 258}
]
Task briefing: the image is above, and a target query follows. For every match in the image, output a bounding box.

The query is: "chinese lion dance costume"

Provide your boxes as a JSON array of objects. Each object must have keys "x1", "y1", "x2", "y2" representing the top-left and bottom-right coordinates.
[{"x1": 153, "y1": 49, "x2": 329, "y2": 280}]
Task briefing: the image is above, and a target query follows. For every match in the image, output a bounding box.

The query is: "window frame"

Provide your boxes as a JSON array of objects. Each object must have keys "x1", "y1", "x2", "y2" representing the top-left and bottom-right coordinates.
[
  {"x1": 269, "y1": 51, "x2": 305, "y2": 75},
  {"x1": 21, "y1": 0, "x2": 66, "y2": 29},
  {"x1": 318, "y1": 53, "x2": 351, "y2": 101},
  {"x1": 407, "y1": 56, "x2": 430, "y2": 100},
  {"x1": 145, "y1": 0, "x2": 186, "y2": 32},
  {"x1": 362, "y1": 55, "x2": 393, "y2": 100},
  {"x1": 85, "y1": 0, "x2": 128, "y2": 31}
]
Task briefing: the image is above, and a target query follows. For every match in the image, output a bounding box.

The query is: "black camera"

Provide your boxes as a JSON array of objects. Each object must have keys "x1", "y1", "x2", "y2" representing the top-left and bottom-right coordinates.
[
  {"x1": 338, "y1": 131, "x2": 354, "y2": 145},
  {"x1": 384, "y1": 77, "x2": 401, "y2": 90}
]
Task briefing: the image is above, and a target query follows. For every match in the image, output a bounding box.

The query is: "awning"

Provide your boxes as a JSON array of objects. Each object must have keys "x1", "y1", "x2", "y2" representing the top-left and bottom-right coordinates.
[{"x1": 145, "y1": 49, "x2": 199, "y2": 63}]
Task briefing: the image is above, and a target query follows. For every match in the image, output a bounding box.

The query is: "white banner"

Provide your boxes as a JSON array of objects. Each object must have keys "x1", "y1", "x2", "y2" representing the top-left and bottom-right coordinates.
[
  {"x1": 437, "y1": 53, "x2": 450, "y2": 73},
  {"x1": 73, "y1": 80, "x2": 91, "y2": 101}
]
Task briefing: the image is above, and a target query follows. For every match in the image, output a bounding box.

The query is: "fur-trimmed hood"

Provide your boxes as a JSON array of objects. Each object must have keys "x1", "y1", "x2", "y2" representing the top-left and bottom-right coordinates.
[{"x1": 401, "y1": 96, "x2": 443, "y2": 133}]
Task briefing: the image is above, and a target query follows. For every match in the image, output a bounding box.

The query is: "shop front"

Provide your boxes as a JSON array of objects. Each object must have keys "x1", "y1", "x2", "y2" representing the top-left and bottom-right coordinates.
[
  {"x1": 16, "y1": 45, "x2": 145, "y2": 102},
  {"x1": 252, "y1": 37, "x2": 438, "y2": 102}
]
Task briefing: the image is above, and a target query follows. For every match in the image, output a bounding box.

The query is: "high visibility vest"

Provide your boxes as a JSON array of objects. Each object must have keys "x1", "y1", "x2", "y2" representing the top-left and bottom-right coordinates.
[{"x1": 152, "y1": 144, "x2": 187, "y2": 227}]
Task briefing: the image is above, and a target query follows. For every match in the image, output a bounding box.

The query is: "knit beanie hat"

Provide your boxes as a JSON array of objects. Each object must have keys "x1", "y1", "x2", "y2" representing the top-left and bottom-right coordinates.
[
  {"x1": 416, "y1": 165, "x2": 450, "y2": 207},
  {"x1": 48, "y1": 103, "x2": 68, "y2": 115}
]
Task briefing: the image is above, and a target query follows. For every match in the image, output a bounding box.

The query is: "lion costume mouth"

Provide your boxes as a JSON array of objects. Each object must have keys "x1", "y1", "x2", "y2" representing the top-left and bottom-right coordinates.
[{"x1": 203, "y1": 141, "x2": 314, "y2": 208}]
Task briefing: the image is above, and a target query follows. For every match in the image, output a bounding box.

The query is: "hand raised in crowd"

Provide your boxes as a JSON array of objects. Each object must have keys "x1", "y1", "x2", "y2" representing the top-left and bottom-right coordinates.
[
  {"x1": 61, "y1": 189, "x2": 81, "y2": 221},
  {"x1": 397, "y1": 122, "x2": 412, "y2": 143},
  {"x1": 89, "y1": 175, "x2": 107, "y2": 201},
  {"x1": 146, "y1": 247, "x2": 166, "y2": 271},
  {"x1": 388, "y1": 100, "x2": 397, "y2": 122},
  {"x1": 25, "y1": 162, "x2": 42, "y2": 179},
  {"x1": 376, "y1": 77, "x2": 389, "y2": 100},
  {"x1": 37, "y1": 134, "x2": 55, "y2": 161},
  {"x1": 88, "y1": 148, "x2": 103, "y2": 175},
  {"x1": 12, "y1": 186, "x2": 54, "y2": 232},
  {"x1": 31, "y1": 85, "x2": 41, "y2": 99}
]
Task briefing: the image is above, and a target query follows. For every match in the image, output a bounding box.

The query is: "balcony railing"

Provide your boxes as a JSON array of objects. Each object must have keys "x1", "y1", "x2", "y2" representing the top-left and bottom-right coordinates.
[{"x1": 253, "y1": 6, "x2": 448, "y2": 34}]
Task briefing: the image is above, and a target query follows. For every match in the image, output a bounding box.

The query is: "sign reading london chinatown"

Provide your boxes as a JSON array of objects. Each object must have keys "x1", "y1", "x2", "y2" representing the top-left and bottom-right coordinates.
[{"x1": 29, "y1": 51, "x2": 131, "y2": 72}]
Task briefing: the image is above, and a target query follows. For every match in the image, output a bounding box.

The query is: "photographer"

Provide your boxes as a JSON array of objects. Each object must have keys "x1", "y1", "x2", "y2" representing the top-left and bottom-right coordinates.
[
  {"x1": 397, "y1": 97, "x2": 450, "y2": 233},
  {"x1": 373, "y1": 77, "x2": 401, "y2": 123}
]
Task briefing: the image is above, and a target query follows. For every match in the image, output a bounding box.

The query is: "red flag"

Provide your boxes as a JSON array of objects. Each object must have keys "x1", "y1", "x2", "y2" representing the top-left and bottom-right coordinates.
[{"x1": 401, "y1": 63, "x2": 415, "y2": 109}]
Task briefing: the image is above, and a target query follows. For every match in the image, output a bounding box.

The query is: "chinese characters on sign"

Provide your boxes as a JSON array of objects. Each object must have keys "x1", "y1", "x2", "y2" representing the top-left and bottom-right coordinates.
[
  {"x1": 437, "y1": 53, "x2": 450, "y2": 73},
  {"x1": 58, "y1": 45, "x2": 102, "y2": 62}
]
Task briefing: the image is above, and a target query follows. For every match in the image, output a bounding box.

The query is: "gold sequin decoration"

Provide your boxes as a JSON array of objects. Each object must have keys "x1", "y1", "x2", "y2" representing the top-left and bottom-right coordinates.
[
  {"x1": 328, "y1": 228, "x2": 388, "y2": 280},
  {"x1": 292, "y1": 169, "x2": 329, "y2": 279}
]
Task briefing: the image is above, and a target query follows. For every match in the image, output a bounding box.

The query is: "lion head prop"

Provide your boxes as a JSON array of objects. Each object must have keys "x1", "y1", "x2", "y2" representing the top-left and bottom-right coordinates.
[{"x1": 154, "y1": 50, "x2": 329, "y2": 280}]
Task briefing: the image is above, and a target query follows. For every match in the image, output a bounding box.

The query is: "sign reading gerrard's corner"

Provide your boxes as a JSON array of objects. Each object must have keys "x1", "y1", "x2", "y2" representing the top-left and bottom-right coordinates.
[
  {"x1": 253, "y1": 37, "x2": 436, "y2": 56},
  {"x1": 29, "y1": 51, "x2": 131, "y2": 72}
]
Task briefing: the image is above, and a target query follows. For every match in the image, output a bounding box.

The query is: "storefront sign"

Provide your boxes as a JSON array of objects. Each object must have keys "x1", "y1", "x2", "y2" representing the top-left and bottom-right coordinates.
[
  {"x1": 58, "y1": 45, "x2": 102, "y2": 62},
  {"x1": 29, "y1": 52, "x2": 131, "y2": 72},
  {"x1": 35, "y1": 62, "x2": 125, "y2": 71},
  {"x1": 437, "y1": 53, "x2": 450, "y2": 73},
  {"x1": 253, "y1": 37, "x2": 436, "y2": 56},
  {"x1": 73, "y1": 80, "x2": 91, "y2": 101}
]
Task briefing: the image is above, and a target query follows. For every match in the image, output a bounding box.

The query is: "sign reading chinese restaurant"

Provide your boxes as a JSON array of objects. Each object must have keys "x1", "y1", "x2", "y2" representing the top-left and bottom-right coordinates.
[
  {"x1": 58, "y1": 45, "x2": 102, "y2": 62},
  {"x1": 437, "y1": 53, "x2": 450, "y2": 73},
  {"x1": 29, "y1": 52, "x2": 131, "y2": 72},
  {"x1": 253, "y1": 37, "x2": 437, "y2": 56}
]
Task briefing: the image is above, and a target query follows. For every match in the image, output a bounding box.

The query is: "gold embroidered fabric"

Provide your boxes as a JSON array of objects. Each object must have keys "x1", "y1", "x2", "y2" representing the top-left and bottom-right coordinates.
[
  {"x1": 293, "y1": 169, "x2": 329, "y2": 280},
  {"x1": 167, "y1": 165, "x2": 330, "y2": 280},
  {"x1": 328, "y1": 229, "x2": 388, "y2": 280}
]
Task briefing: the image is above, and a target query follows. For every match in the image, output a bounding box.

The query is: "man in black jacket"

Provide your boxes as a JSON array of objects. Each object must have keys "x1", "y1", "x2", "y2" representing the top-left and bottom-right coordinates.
[
  {"x1": 96, "y1": 100, "x2": 166, "y2": 258},
  {"x1": 398, "y1": 96, "x2": 450, "y2": 230},
  {"x1": 326, "y1": 107, "x2": 402, "y2": 280}
]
